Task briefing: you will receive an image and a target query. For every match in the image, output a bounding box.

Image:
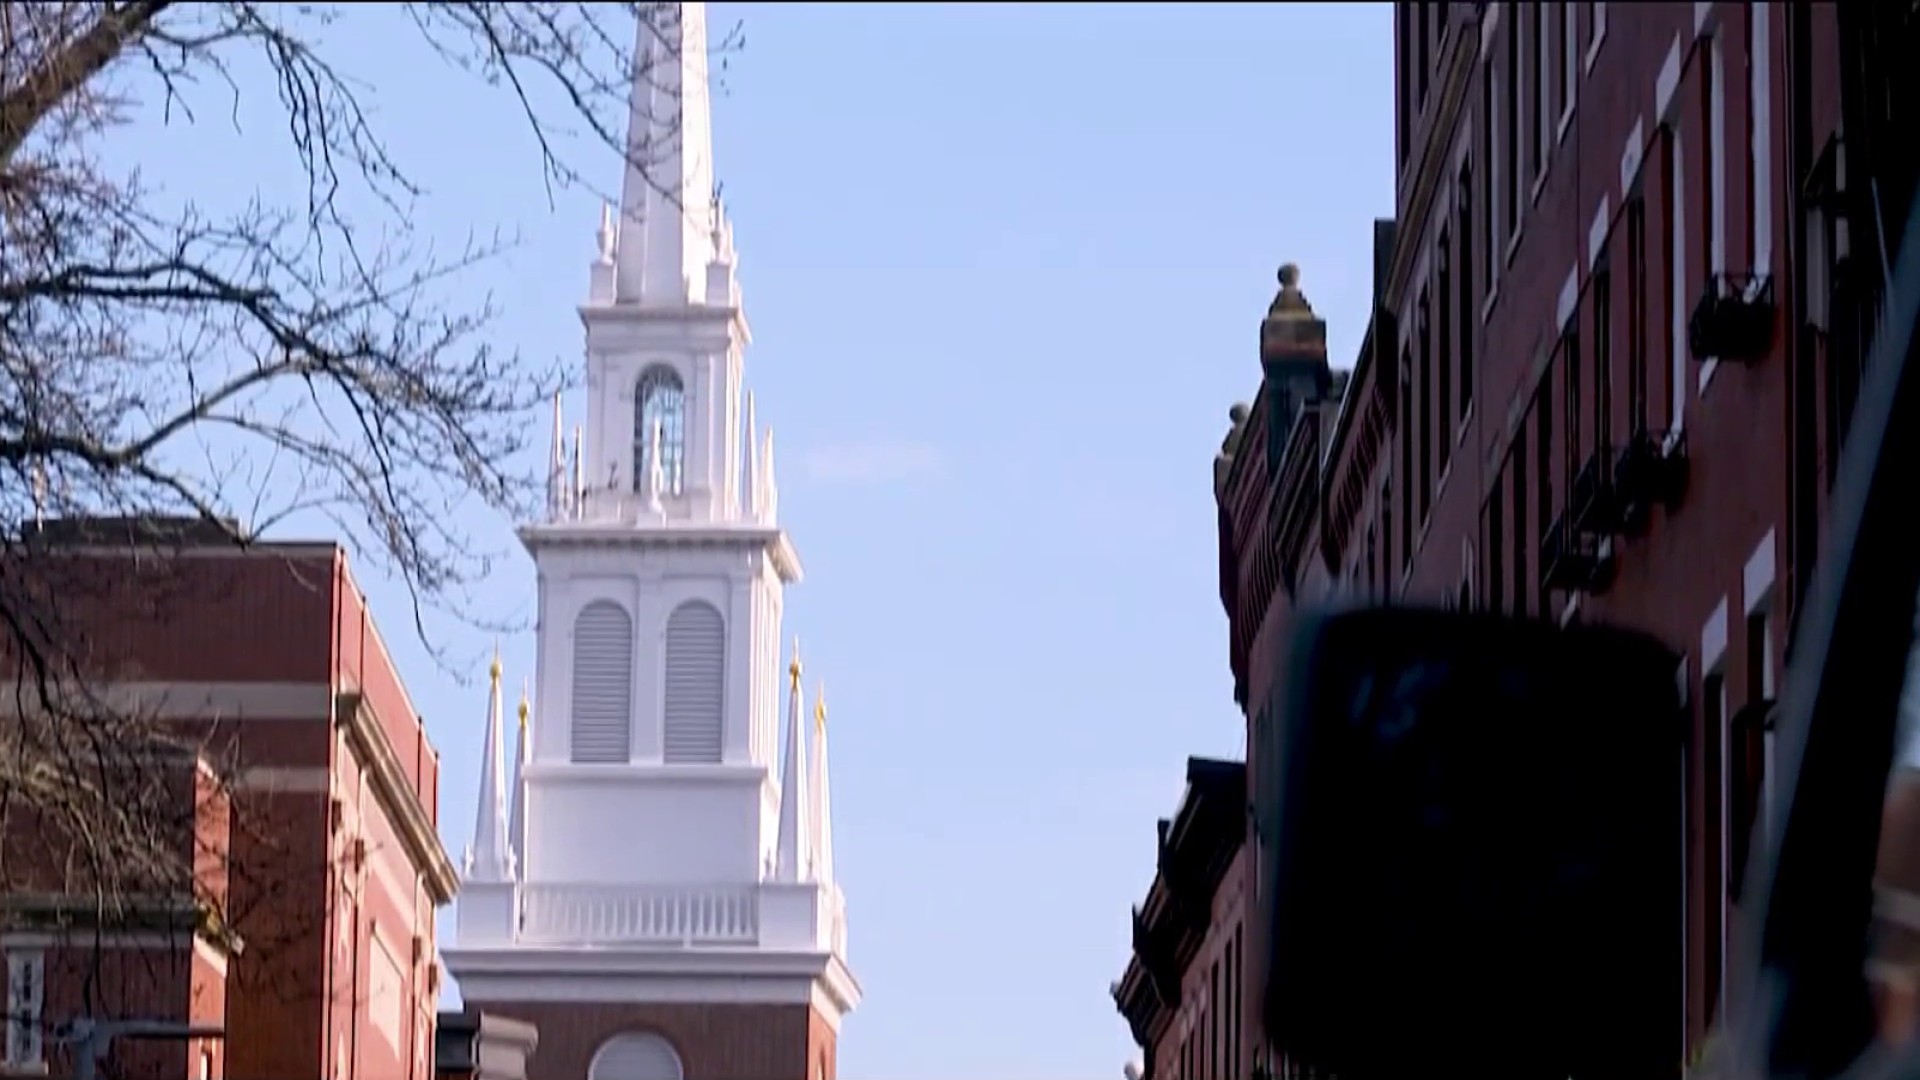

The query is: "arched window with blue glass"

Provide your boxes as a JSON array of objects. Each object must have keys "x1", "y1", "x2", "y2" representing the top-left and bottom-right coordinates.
[{"x1": 634, "y1": 365, "x2": 687, "y2": 496}]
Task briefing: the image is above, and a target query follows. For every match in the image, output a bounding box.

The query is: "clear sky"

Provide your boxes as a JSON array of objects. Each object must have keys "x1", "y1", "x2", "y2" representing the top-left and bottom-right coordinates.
[{"x1": 112, "y1": 3, "x2": 1392, "y2": 1077}]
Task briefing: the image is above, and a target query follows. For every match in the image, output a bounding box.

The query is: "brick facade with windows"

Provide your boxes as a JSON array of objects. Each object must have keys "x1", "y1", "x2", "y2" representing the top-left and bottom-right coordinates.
[
  {"x1": 0, "y1": 520, "x2": 458, "y2": 1079},
  {"x1": 1128, "y1": 4, "x2": 1866, "y2": 1075},
  {"x1": 1381, "y1": 2, "x2": 1851, "y2": 1060}
]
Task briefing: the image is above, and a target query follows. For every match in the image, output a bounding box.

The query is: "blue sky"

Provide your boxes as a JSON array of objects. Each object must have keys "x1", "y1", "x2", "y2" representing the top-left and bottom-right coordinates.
[{"x1": 112, "y1": 3, "x2": 1392, "y2": 1076}]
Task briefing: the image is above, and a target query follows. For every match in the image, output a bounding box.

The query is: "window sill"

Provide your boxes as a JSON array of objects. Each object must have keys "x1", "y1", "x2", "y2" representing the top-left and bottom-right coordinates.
[
  {"x1": 1505, "y1": 224, "x2": 1526, "y2": 269},
  {"x1": 1584, "y1": 27, "x2": 1607, "y2": 74},
  {"x1": 1481, "y1": 283, "x2": 1501, "y2": 324},
  {"x1": 1531, "y1": 158, "x2": 1552, "y2": 207},
  {"x1": 1457, "y1": 404, "x2": 1476, "y2": 447},
  {"x1": 1699, "y1": 357, "x2": 1720, "y2": 393},
  {"x1": 1557, "y1": 104, "x2": 1576, "y2": 147}
]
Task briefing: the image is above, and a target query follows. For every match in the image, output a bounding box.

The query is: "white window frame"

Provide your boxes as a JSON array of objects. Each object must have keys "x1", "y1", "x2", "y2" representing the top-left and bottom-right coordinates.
[{"x1": 1584, "y1": 2, "x2": 1608, "y2": 73}]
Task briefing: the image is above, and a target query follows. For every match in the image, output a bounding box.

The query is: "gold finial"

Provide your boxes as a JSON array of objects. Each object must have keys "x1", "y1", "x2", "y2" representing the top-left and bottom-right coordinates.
[
  {"x1": 489, "y1": 643, "x2": 503, "y2": 683},
  {"x1": 789, "y1": 637, "x2": 802, "y2": 689},
  {"x1": 814, "y1": 681, "x2": 827, "y2": 733},
  {"x1": 517, "y1": 679, "x2": 530, "y2": 731}
]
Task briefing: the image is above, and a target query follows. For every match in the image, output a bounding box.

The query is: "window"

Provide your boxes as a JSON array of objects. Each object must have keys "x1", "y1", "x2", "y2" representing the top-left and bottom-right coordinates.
[
  {"x1": 1703, "y1": 39, "x2": 1723, "y2": 292},
  {"x1": 1562, "y1": 2, "x2": 1579, "y2": 123},
  {"x1": 1438, "y1": 232, "x2": 1455, "y2": 464},
  {"x1": 1505, "y1": 4, "x2": 1523, "y2": 241},
  {"x1": 570, "y1": 600, "x2": 636, "y2": 763},
  {"x1": 1733, "y1": 609, "x2": 1777, "y2": 896},
  {"x1": 1535, "y1": 385, "x2": 1554, "y2": 617},
  {"x1": 1512, "y1": 445, "x2": 1529, "y2": 616},
  {"x1": 1482, "y1": 53, "x2": 1501, "y2": 288},
  {"x1": 1564, "y1": 329, "x2": 1583, "y2": 491},
  {"x1": 1527, "y1": 4, "x2": 1544, "y2": 180},
  {"x1": 1458, "y1": 163, "x2": 1477, "y2": 417},
  {"x1": 1418, "y1": 289, "x2": 1434, "y2": 516},
  {"x1": 1703, "y1": 666, "x2": 1729, "y2": 1015},
  {"x1": 1543, "y1": 5, "x2": 1563, "y2": 143},
  {"x1": 1627, "y1": 196, "x2": 1649, "y2": 432},
  {"x1": 1662, "y1": 123, "x2": 1686, "y2": 431},
  {"x1": 662, "y1": 600, "x2": 727, "y2": 764},
  {"x1": 4, "y1": 949, "x2": 43, "y2": 1070},
  {"x1": 1417, "y1": 3, "x2": 1431, "y2": 109},
  {"x1": 634, "y1": 365, "x2": 688, "y2": 497},
  {"x1": 1400, "y1": 354, "x2": 1414, "y2": 573},
  {"x1": 1488, "y1": 475, "x2": 1506, "y2": 613},
  {"x1": 1594, "y1": 267, "x2": 1613, "y2": 453}
]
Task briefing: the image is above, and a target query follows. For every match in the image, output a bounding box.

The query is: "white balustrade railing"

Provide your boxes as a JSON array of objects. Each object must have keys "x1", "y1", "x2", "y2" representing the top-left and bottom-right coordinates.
[{"x1": 521, "y1": 884, "x2": 760, "y2": 946}]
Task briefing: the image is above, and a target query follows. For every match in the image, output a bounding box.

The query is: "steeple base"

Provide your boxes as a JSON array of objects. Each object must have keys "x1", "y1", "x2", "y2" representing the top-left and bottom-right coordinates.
[{"x1": 445, "y1": 947, "x2": 857, "y2": 1080}]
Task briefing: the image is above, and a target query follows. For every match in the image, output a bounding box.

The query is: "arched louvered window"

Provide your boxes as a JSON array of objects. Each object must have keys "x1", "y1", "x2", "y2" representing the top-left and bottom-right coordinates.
[
  {"x1": 662, "y1": 600, "x2": 725, "y2": 764},
  {"x1": 570, "y1": 600, "x2": 634, "y2": 763},
  {"x1": 589, "y1": 1032, "x2": 683, "y2": 1080},
  {"x1": 634, "y1": 365, "x2": 687, "y2": 496}
]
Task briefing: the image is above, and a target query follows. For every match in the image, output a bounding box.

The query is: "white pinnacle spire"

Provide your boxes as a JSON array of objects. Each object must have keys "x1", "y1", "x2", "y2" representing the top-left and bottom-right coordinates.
[
  {"x1": 809, "y1": 680, "x2": 835, "y2": 887},
  {"x1": 614, "y1": 1, "x2": 717, "y2": 306},
  {"x1": 465, "y1": 649, "x2": 516, "y2": 883},
  {"x1": 548, "y1": 392, "x2": 567, "y2": 519},
  {"x1": 760, "y1": 426, "x2": 780, "y2": 524},
  {"x1": 509, "y1": 679, "x2": 532, "y2": 868},
  {"x1": 643, "y1": 418, "x2": 666, "y2": 512},
  {"x1": 774, "y1": 639, "x2": 812, "y2": 882}
]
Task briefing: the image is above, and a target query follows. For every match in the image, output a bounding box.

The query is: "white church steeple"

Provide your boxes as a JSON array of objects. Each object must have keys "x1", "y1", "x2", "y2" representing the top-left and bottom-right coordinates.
[
  {"x1": 774, "y1": 642, "x2": 812, "y2": 882},
  {"x1": 447, "y1": 2, "x2": 860, "y2": 1051},
  {"x1": 464, "y1": 649, "x2": 515, "y2": 883}
]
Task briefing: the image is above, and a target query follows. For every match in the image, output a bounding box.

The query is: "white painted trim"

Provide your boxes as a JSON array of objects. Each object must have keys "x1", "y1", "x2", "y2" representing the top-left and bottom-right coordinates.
[
  {"x1": 1584, "y1": 2, "x2": 1608, "y2": 73},
  {"x1": 1654, "y1": 35, "x2": 1684, "y2": 122},
  {"x1": 1557, "y1": 267, "x2": 1580, "y2": 329},
  {"x1": 1620, "y1": 117, "x2": 1646, "y2": 195},
  {"x1": 447, "y1": 945, "x2": 861, "y2": 1026},
  {"x1": 1744, "y1": 529, "x2": 1777, "y2": 614},
  {"x1": 1589, "y1": 195, "x2": 1612, "y2": 270},
  {"x1": 1480, "y1": 0, "x2": 1501, "y2": 62},
  {"x1": 1702, "y1": 596, "x2": 1730, "y2": 676},
  {"x1": 1695, "y1": 0, "x2": 1716, "y2": 38}
]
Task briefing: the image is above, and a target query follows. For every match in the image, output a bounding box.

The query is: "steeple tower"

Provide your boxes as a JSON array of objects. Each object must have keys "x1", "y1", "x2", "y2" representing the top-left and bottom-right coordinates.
[
  {"x1": 465, "y1": 649, "x2": 515, "y2": 883},
  {"x1": 613, "y1": 1, "x2": 717, "y2": 308},
  {"x1": 775, "y1": 642, "x2": 813, "y2": 882},
  {"x1": 449, "y1": 6, "x2": 858, "y2": 1073}
]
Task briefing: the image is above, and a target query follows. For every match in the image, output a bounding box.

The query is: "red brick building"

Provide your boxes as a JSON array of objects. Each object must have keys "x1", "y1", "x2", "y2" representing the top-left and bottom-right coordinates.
[
  {"x1": 0, "y1": 519, "x2": 458, "y2": 1079},
  {"x1": 1117, "y1": 3, "x2": 1882, "y2": 1076},
  {"x1": 1383, "y1": 1, "x2": 1851, "y2": 1059},
  {"x1": 1112, "y1": 759, "x2": 1252, "y2": 1080}
]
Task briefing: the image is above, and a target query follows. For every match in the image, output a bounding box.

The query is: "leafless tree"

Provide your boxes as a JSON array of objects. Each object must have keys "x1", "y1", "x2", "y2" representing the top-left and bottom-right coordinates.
[{"x1": 0, "y1": 0, "x2": 735, "y2": 1053}]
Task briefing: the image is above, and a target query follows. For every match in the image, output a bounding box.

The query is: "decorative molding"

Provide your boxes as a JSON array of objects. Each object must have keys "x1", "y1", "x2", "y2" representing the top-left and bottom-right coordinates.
[{"x1": 336, "y1": 691, "x2": 460, "y2": 904}]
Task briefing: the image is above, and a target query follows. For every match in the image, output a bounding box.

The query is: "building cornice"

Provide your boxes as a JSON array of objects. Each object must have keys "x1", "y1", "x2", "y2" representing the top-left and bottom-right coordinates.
[
  {"x1": 517, "y1": 522, "x2": 802, "y2": 583},
  {"x1": 336, "y1": 690, "x2": 460, "y2": 904}
]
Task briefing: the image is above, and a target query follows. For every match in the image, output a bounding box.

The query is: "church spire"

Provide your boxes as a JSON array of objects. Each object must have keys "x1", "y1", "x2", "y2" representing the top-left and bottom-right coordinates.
[
  {"x1": 809, "y1": 680, "x2": 836, "y2": 887},
  {"x1": 465, "y1": 648, "x2": 516, "y2": 883},
  {"x1": 509, "y1": 679, "x2": 532, "y2": 868},
  {"x1": 612, "y1": 1, "x2": 717, "y2": 307},
  {"x1": 774, "y1": 640, "x2": 811, "y2": 882}
]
